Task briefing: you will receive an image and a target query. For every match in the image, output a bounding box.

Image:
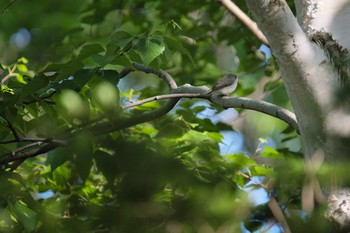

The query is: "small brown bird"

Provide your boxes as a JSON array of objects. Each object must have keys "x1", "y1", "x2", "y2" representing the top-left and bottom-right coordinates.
[{"x1": 208, "y1": 74, "x2": 238, "y2": 95}]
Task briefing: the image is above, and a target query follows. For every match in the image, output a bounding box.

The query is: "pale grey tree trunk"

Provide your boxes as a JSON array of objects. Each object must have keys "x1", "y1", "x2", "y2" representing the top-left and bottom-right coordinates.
[{"x1": 245, "y1": 0, "x2": 350, "y2": 229}]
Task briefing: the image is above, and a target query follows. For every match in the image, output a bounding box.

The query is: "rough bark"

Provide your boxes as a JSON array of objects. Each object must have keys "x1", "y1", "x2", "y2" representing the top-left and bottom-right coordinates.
[
  {"x1": 245, "y1": 0, "x2": 334, "y2": 160},
  {"x1": 245, "y1": 0, "x2": 350, "y2": 229}
]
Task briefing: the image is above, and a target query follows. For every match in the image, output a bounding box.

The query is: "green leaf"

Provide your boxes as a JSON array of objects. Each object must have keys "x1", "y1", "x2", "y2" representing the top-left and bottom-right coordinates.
[
  {"x1": 9, "y1": 201, "x2": 38, "y2": 232},
  {"x1": 54, "y1": 60, "x2": 84, "y2": 83},
  {"x1": 47, "y1": 147, "x2": 69, "y2": 171},
  {"x1": 78, "y1": 43, "x2": 104, "y2": 60},
  {"x1": 260, "y1": 146, "x2": 283, "y2": 159},
  {"x1": 111, "y1": 31, "x2": 135, "y2": 49},
  {"x1": 135, "y1": 38, "x2": 165, "y2": 65},
  {"x1": 95, "y1": 69, "x2": 119, "y2": 85},
  {"x1": 17, "y1": 57, "x2": 28, "y2": 64},
  {"x1": 264, "y1": 79, "x2": 283, "y2": 91},
  {"x1": 205, "y1": 132, "x2": 223, "y2": 143},
  {"x1": 19, "y1": 74, "x2": 49, "y2": 99},
  {"x1": 52, "y1": 165, "x2": 71, "y2": 187},
  {"x1": 73, "y1": 68, "x2": 99, "y2": 89},
  {"x1": 73, "y1": 134, "x2": 93, "y2": 182},
  {"x1": 164, "y1": 36, "x2": 194, "y2": 64},
  {"x1": 134, "y1": 101, "x2": 160, "y2": 111},
  {"x1": 17, "y1": 64, "x2": 28, "y2": 73},
  {"x1": 0, "y1": 84, "x2": 14, "y2": 95},
  {"x1": 227, "y1": 154, "x2": 256, "y2": 168},
  {"x1": 156, "y1": 122, "x2": 186, "y2": 138},
  {"x1": 15, "y1": 74, "x2": 27, "y2": 84},
  {"x1": 94, "y1": 150, "x2": 118, "y2": 182},
  {"x1": 251, "y1": 165, "x2": 272, "y2": 176},
  {"x1": 0, "y1": 172, "x2": 24, "y2": 199}
]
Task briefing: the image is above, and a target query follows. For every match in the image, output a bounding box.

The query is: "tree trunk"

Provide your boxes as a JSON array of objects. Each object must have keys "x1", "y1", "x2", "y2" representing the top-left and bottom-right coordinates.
[{"x1": 245, "y1": 0, "x2": 350, "y2": 229}]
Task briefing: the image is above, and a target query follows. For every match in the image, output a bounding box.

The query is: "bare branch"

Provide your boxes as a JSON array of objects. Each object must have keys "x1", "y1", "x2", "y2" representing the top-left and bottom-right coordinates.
[
  {"x1": 119, "y1": 67, "x2": 133, "y2": 78},
  {"x1": 267, "y1": 197, "x2": 292, "y2": 233},
  {"x1": 1, "y1": 97, "x2": 180, "y2": 169},
  {"x1": 71, "y1": 64, "x2": 176, "y2": 132},
  {"x1": 4, "y1": 141, "x2": 63, "y2": 170},
  {"x1": 122, "y1": 88, "x2": 299, "y2": 133},
  {"x1": 122, "y1": 93, "x2": 208, "y2": 109},
  {"x1": 87, "y1": 98, "x2": 180, "y2": 136},
  {"x1": 218, "y1": 0, "x2": 269, "y2": 46},
  {"x1": 0, "y1": 61, "x2": 299, "y2": 171},
  {"x1": 0, "y1": 92, "x2": 299, "y2": 169},
  {"x1": 132, "y1": 62, "x2": 177, "y2": 89},
  {"x1": 239, "y1": 172, "x2": 291, "y2": 233},
  {"x1": 1, "y1": 0, "x2": 20, "y2": 13},
  {"x1": 0, "y1": 137, "x2": 55, "y2": 144},
  {"x1": 10, "y1": 141, "x2": 45, "y2": 155},
  {"x1": 211, "y1": 95, "x2": 299, "y2": 133}
]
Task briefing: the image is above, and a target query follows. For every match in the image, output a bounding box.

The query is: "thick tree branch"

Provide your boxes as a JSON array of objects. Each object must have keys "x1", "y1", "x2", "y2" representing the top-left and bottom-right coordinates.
[
  {"x1": 132, "y1": 62, "x2": 177, "y2": 89},
  {"x1": 72, "y1": 63, "x2": 177, "y2": 131},
  {"x1": 218, "y1": 0, "x2": 269, "y2": 46},
  {"x1": 211, "y1": 95, "x2": 299, "y2": 133},
  {"x1": 1, "y1": 98, "x2": 180, "y2": 169},
  {"x1": 0, "y1": 63, "x2": 299, "y2": 170},
  {"x1": 0, "y1": 93, "x2": 298, "y2": 169},
  {"x1": 122, "y1": 93, "x2": 208, "y2": 109},
  {"x1": 122, "y1": 89, "x2": 299, "y2": 133}
]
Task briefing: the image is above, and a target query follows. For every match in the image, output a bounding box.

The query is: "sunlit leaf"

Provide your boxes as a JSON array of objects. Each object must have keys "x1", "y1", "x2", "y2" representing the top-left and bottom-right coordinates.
[
  {"x1": 135, "y1": 38, "x2": 165, "y2": 65},
  {"x1": 17, "y1": 64, "x2": 28, "y2": 73},
  {"x1": 227, "y1": 154, "x2": 256, "y2": 168},
  {"x1": 260, "y1": 146, "x2": 283, "y2": 159}
]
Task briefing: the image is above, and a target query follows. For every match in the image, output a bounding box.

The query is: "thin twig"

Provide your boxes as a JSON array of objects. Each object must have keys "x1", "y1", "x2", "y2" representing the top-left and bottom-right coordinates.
[
  {"x1": 84, "y1": 98, "x2": 180, "y2": 137},
  {"x1": 72, "y1": 64, "x2": 177, "y2": 132},
  {"x1": 10, "y1": 141, "x2": 44, "y2": 156},
  {"x1": 1, "y1": 115, "x2": 20, "y2": 140},
  {"x1": 218, "y1": 0, "x2": 269, "y2": 46},
  {"x1": 1, "y1": 64, "x2": 17, "y2": 84},
  {"x1": 5, "y1": 141, "x2": 63, "y2": 170},
  {"x1": 1, "y1": 73, "x2": 17, "y2": 84},
  {"x1": 0, "y1": 137, "x2": 51, "y2": 144},
  {"x1": 239, "y1": 172, "x2": 291, "y2": 233},
  {"x1": 122, "y1": 93, "x2": 206, "y2": 109},
  {"x1": 1, "y1": 0, "x2": 20, "y2": 13}
]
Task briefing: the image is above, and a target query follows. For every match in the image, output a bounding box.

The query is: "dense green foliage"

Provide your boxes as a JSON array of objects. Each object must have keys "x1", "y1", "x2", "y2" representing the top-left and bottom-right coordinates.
[{"x1": 0, "y1": 0, "x2": 329, "y2": 232}]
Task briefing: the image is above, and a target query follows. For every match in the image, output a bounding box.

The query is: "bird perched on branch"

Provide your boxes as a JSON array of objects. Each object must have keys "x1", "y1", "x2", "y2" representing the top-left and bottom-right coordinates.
[{"x1": 208, "y1": 74, "x2": 238, "y2": 95}]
